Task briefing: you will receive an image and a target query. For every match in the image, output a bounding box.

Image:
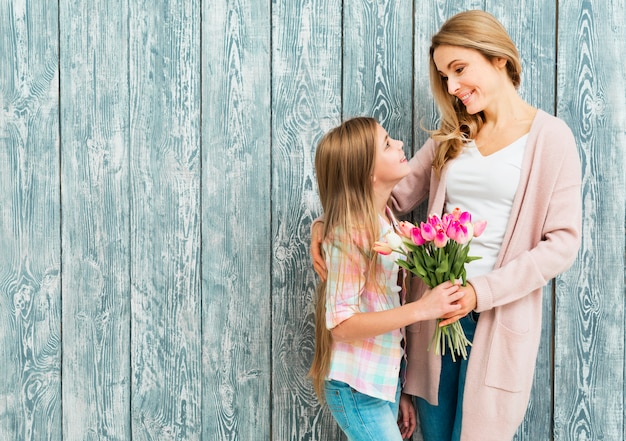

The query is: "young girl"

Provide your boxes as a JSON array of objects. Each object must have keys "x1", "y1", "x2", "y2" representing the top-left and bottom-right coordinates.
[{"x1": 309, "y1": 117, "x2": 464, "y2": 441}]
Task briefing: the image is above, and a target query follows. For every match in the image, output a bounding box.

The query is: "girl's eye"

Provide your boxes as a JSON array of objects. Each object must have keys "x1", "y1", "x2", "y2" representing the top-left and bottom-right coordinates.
[{"x1": 455, "y1": 66, "x2": 465, "y2": 74}]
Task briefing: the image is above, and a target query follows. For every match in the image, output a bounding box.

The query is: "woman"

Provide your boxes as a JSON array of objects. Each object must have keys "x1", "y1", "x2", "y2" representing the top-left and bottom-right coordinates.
[{"x1": 311, "y1": 10, "x2": 581, "y2": 441}]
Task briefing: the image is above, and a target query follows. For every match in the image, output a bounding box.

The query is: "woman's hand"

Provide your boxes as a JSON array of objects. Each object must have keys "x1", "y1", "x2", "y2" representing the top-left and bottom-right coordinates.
[
  {"x1": 438, "y1": 282, "x2": 477, "y2": 326},
  {"x1": 416, "y1": 281, "x2": 464, "y2": 321},
  {"x1": 310, "y1": 221, "x2": 327, "y2": 281},
  {"x1": 397, "y1": 392, "x2": 416, "y2": 439}
]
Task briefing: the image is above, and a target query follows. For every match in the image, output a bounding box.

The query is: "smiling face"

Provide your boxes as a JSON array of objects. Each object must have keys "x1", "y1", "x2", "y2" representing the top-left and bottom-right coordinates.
[
  {"x1": 432, "y1": 45, "x2": 509, "y2": 115},
  {"x1": 372, "y1": 123, "x2": 410, "y2": 187}
]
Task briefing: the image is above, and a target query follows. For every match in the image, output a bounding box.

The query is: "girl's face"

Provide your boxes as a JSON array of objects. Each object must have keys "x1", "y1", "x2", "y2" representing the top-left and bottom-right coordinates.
[
  {"x1": 372, "y1": 123, "x2": 409, "y2": 186},
  {"x1": 432, "y1": 45, "x2": 508, "y2": 115}
]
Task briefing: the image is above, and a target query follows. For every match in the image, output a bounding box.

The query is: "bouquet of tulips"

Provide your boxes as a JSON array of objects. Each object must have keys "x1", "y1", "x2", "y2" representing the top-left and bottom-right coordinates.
[{"x1": 374, "y1": 208, "x2": 487, "y2": 361}]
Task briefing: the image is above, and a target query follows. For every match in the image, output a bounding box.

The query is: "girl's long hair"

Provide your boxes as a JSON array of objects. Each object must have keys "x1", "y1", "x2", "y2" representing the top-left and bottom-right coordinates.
[
  {"x1": 308, "y1": 117, "x2": 380, "y2": 401},
  {"x1": 429, "y1": 10, "x2": 522, "y2": 175}
]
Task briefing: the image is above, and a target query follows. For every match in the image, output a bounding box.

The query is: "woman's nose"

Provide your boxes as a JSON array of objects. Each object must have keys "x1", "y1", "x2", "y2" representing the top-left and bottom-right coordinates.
[{"x1": 447, "y1": 78, "x2": 459, "y2": 95}]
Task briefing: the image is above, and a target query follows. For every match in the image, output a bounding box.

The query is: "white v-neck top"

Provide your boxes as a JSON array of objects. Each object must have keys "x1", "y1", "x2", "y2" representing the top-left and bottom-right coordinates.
[{"x1": 445, "y1": 134, "x2": 528, "y2": 279}]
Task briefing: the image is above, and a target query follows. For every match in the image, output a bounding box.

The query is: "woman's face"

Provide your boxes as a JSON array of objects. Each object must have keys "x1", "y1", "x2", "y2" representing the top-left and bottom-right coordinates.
[{"x1": 432, "y1": 45, "x2": 508, "y2": 115}]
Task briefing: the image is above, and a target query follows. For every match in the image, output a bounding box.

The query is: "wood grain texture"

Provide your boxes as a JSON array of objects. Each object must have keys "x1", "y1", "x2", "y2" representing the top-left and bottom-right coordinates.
[
  {"x1": 0, "y1": 1, "x2": 624, "y2": 440},
  {"x1": 59, "y1": 0, "x2": 131, "y2": 439},
  {"x1": 343, "y1": 0, "x2": 413, "y2": 143},
  {"x1": 129, "y1": 1, "x2": 201, "y2": 439},
  {"x1": 554, "y1": 1, "x2": 625, "y2": 440},
  {"x1": 202, "y1": 1, "x2": 272, "y2": 440},
  {"x1": 0, "y1": 1, "x2": 61, "y2": 440},
  {"x1": 271, "y1": 0, "x2": 343, "y2": 439},
  {"x1": 484, "y1": 2, "x2": 558, "y2": 440}
]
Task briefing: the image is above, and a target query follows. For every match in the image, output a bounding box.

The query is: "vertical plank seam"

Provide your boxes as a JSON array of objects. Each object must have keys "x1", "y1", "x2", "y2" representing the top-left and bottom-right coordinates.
[
  {"x1": 269, "y1": 0, "x2": 275, "y2": 439},
  {"x1": 127, "y1": 2, "x2": 134, "y2": 437},
  {"x1": 198, "y1": 1, "x2": 203, "y2": 439},
  {"x1": 341, "y1": 0, "x2": 345, "y2": 118},
  {"x1": 57, "y1": 2, "x2": 65, "y2": 438},
  {"x1": 551, "y1": 5, "x2": 559, "y2": 440}
]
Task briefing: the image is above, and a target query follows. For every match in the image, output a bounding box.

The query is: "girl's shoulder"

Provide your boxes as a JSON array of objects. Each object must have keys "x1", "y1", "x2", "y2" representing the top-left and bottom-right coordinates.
[{"x1": 324, "y1": 224, "x2": 372, "y2": 252}]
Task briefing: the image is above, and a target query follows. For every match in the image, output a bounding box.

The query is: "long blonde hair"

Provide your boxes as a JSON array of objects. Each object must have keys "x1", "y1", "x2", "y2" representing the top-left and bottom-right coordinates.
[
  {"x1": 308, "y1": 117, "x2": 381, "y2": 401},
  {"x1": 429, "y1": 10, "x2": 522, "y2": 175}
]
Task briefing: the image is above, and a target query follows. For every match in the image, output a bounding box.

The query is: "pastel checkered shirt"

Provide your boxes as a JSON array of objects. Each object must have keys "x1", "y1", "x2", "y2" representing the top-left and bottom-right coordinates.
[{"x1": 324, "y1": 213, "x2": 405, "y2": 402}]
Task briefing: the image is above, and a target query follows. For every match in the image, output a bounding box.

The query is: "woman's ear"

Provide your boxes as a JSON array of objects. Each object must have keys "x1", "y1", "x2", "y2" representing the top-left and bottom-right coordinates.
[{"x1": 494, "y1": 57, "x2": 507, "y2": 69}]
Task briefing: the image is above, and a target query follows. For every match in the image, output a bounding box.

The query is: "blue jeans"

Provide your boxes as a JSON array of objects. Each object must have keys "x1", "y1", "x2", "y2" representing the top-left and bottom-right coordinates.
[
  {"x1": 324, "y1": 378, "x2": 402, "y2": 441},
  {"x1": 415, "y1": 313, "x2": 478, "y2": 441}
]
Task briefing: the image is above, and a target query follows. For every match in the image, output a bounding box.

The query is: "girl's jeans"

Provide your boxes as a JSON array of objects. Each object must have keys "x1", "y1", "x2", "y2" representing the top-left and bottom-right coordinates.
[
  {"x1": 324, "y1": 377, "x2": 402, "y2": 441},
  {"x1": 415, "y1": 312, "x2": 479, "y2": 441}
]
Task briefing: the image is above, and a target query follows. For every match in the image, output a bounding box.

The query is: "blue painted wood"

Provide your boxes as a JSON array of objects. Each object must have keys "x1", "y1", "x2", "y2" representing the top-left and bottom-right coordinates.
[
  {"x1": 270, "y1": 0, "x2": 343, "y2": 439},
  {"x1": 59, "y1": 0, "x2": 131, "y2": 439},
  {"x1": 202, "y1": 1, "x2": 272, "y2": 439},
  {"x1": 0, "y1": 1, "x2": 61, "y2": 439},
  {"x1": 0, "y1": 1, "x2": 623, "y2": 440},
  {"x1": 128, "y1": 1, "x2": 202, "y2": 439},
  {"x1": 555, "y1": 1, "x2": 625, "y2": 440}
]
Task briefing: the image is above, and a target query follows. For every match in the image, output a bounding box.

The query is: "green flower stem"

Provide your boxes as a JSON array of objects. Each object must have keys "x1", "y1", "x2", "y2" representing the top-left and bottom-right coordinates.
[{"x1": 428, "y1": 319, "x2": 472, "y2": 362}]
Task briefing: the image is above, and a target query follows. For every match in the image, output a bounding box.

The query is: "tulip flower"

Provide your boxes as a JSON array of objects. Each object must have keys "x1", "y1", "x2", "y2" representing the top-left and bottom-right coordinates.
[
  {"x1": 411, "y1": 227, "x2": 426, "y2": 246},
  {"x1": 433, "y1": 229, "x2": 449, "y2": 248},
  {"x1": 473, "y1": 220, "x2": 487, "y2": 238},
  {"x1": 372, "y1": 241, "x2": 393, "y2": 255},
  {"x1": 420, "y1": 222, "x2": 436, "y2": 241},
  {"x1": 371, "y1": 209, "x2": 487, "y2": 362},
  {"x1": 447, "y1": 222, "x2": 469, "y2": 244},
  {"x1": 398, "y1": 221, "x2": 416, "y2": 238}
]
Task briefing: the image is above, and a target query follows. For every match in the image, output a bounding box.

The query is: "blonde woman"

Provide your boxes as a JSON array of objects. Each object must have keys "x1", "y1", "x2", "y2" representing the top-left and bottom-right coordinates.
[
  {"x1": 312, "y1": 11, "x2": 581, "y2": 441},
  {"x1": 309, "y1": 117, "x2": 464, "y2": 440}
]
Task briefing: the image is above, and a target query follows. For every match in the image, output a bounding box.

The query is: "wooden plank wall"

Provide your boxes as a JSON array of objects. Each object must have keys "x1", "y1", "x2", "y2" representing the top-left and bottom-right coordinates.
[{"x1": 0, "y1": 0, "x2": 623, "y2": 440}]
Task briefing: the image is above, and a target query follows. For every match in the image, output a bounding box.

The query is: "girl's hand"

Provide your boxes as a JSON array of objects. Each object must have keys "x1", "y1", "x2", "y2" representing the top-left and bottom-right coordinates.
[
  {"x1": 418, "y1": 281, "x2": 464, "y2": 320},
  {"x1": 438, "y1": 282, "x2": 478, "y2": 326},
  {"x1": 397, "y1": 393, "x2": 416, "y2": 439},
  {"x1": 310, "y1": 222, "x2": 327, "y2": 281}
]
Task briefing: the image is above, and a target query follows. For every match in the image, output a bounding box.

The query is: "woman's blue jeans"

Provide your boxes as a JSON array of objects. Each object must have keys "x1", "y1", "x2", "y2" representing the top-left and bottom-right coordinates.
[
  {"x1": 324, "y1": 378, "x2": 402, "y2": 441},
  {"x1": 415, "y1": 313, "x2": 479, "y2": 441}
]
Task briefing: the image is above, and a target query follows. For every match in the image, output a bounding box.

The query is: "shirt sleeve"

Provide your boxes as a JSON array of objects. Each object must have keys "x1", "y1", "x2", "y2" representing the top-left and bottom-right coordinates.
[
  {"x1": 390, "y1": 137, "x2": 437, "y2": 215},
  {"x1": 324, "y1": 239, "x2": 366, "y2": 330}
]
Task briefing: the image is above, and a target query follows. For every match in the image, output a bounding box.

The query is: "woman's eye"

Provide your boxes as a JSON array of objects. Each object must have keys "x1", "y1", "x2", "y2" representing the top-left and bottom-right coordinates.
[{"x1": 455, "y1": 66, "x2": 464, "y2": 74}]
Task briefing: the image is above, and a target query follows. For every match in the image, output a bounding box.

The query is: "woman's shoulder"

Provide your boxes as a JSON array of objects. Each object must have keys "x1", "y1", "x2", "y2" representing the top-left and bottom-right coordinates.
[
  {"x1": 532, "y1": 109, "x2": 575, "y2": 138},
  {"x1": 530, "y1": 109, "x2": 577, "y2": 152}
]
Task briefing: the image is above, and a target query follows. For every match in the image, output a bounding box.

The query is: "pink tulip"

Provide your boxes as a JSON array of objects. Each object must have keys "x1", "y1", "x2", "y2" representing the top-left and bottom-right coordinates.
[
  {"x1": 398, "y1": 221, "x2": 416, "y2": 238},
  {"x1": 420, "y1": 222, "x2": 436, "y2": 241},
  {"x1": 472, "y1": 220, "x2": 487, "y2": 238},
  {"x1": 447, "y1": 222, "x2": 469, "y2": 244},
  {"x1": 428, "y1": 214, "x2": 442, "y2": 228},
  {"x1": 451, "y1": 207, "x2": 462, "y2": 220},
  {"x1": 433, "y1": 229, "x2": 449, "y2": 248},
  {"x1": 373, "y1": 241, "x2": 393, "y2": 255},
  {"x1": 458, "y1": 211, "x2": 472, "y2": 224},
  {"x1": 411, "y1": 227, "x2": 426, "y2": 246}
]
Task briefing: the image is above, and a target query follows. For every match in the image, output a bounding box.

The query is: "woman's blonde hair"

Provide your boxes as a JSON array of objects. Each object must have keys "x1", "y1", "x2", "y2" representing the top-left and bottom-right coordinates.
[
  {"x1": 308, "y1": 116, "x2": 381, "y2": 401},
  {"x1": 429, "y1": 10, "x2": 522, "y2": 174}
]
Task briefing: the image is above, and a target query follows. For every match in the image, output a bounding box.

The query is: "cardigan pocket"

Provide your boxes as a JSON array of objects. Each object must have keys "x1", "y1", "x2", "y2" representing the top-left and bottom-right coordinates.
[{"x1": 485, "y1": 322, "x2": 536, "y2": 393}]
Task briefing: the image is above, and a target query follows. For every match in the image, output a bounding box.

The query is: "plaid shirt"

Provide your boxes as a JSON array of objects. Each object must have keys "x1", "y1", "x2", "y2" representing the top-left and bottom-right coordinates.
[{"x1": 324, "y1": 211, "x2": 405, "y2": 402}]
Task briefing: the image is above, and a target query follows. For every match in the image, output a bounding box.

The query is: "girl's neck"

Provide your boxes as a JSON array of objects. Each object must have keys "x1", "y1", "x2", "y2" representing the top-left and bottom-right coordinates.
[{"x1": 373, "y1": 188, "x2": 393, "y2": 221}]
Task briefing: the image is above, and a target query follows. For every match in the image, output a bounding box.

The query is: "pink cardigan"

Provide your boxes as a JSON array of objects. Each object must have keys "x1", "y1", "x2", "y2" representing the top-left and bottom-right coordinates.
[{"x1": 391, "y1": 109, "x2": 582, "y2": 440}]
